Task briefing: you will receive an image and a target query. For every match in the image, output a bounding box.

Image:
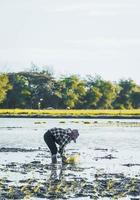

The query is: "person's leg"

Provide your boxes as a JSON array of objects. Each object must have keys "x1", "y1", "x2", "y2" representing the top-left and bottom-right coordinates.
[{"x1": 44, "y1": 131, "x2": 57, "y2": 163}]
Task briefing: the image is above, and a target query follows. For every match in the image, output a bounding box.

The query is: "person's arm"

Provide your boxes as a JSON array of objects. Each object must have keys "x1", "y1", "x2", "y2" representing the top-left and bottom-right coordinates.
[
  {"x1": 58, "y1": 132, "x2": 71, "y2": 161},
  {"x1": 58, "y1": 144, "x2": 67, "y2": 163},
  {"x1": 59, "y1": 143, "x2": 66, "y2": 157}
]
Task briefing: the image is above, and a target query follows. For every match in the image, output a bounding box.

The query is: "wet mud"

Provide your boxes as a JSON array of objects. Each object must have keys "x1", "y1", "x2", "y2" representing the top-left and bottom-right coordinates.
[
  {"x1": 0, "y1": 148, "x2": 140, "y2": 199},
  {"x1": 0, "y1": 147, "x2": 42, "y2": 153}
]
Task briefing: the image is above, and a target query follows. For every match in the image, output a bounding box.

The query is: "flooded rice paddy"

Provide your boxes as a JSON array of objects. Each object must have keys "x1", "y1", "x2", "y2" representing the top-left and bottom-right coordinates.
[{"x1": 0, "y1": 118, "x2": 140, "y2": 200}]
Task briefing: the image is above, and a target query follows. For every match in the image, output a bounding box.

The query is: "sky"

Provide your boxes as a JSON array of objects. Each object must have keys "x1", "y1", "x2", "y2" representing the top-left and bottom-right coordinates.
[{"x1": 0, "y1": 0, "x2": 140, "y2": 83}]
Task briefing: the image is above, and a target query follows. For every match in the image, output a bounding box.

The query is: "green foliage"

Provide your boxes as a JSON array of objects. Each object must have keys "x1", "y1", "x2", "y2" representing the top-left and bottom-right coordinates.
[
  {"x1": 5, "y1": 74, "x2": 31, "y2": 108},
  {"x1": 85, "y1": 75, "x2": 118, "y2": 109},
  {"x1": 0, "y1": 74, "x2": 12, "y2": 104},
  {"x1": 113, "y1": 79, "x2": 138, "y2": 109},
  {"x1": 0, "y1": 69, "x2": 140, "y2": 109},
  {"x1": 54, "y1": 75, "x2": 86, "y2": 108},
  {"x1": 20, "y1": 70, "x2": 54, "y2": 109},
  {"x1": 84, "y1": 86, "x2": 102, "y2": 108},
  {"x1": 131, "y1": 91, "x2": 140, "y2": 108}
]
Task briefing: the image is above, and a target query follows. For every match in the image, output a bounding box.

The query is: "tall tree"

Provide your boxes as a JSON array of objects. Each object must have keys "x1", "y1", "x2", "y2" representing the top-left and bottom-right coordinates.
[
  {"x1": 114, "y1": 79, "x2": 138, "y2": 109},
  {"x1": 54, "y1": 75, "x2": 86, "y2": 109},
  {"x1": 0, "y1": 74, "x2": 12, "y2": 104},
  {"x1": 84, "y1": 86, "x2": 102, "y2": 108},
  {"x1": 21, "y1": 69, "x2": 55, "y2": 108},
  {"x1": 85, "y1": 75, "x2": 117, "y2": 109},
  {"x1": 5, "y1": 73, "x2": 31, "y2": 108},
  {"x1": 131, "y1": 91, "x2": 140, "y2": 108}
]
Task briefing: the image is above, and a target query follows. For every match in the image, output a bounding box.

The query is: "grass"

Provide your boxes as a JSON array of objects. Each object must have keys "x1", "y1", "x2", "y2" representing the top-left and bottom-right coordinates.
[{"x1": 0, "y1": 109, "x2": 140, "y2": 117}]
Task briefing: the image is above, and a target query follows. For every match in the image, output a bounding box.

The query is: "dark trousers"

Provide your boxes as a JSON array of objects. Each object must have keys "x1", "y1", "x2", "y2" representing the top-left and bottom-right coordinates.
[{"x1": 44, "y1": 131, "x2": 57, "y2": 155}]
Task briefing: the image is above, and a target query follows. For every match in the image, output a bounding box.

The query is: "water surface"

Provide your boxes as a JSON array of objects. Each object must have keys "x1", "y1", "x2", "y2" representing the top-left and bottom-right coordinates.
[{"x1": 0, "y1": 118, "x2": 140, "y2": 199}]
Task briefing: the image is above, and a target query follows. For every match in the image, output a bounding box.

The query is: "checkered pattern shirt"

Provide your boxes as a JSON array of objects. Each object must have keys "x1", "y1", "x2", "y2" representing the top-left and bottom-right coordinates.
[{"x1": 49, "y1": 127, "x2": 72, "y2": 156}]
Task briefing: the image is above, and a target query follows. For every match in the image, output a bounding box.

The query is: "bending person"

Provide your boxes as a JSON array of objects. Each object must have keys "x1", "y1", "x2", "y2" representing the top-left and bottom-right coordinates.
[{"x1": 44, "y1": 127, "x2": 79, "y2": 164}]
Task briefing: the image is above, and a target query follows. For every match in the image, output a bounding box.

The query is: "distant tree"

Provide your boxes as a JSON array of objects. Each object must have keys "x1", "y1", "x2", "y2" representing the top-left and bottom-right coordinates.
[
  {"x1": 54, "y1": 75, "x2": 86, "y2": 109},
  {"x1": 1, "y1": 69, "x2": 140, "y2": 109},
  {"x1": 85, "y1": 75, "x2": 118, "y2": 109},
  {"x1": 20, "y1": 68, "x2": 55, "y2": 109},
  {"x1": 130, "y1": 84, "x2": 140, "y2": 108},
  {"x1": 4, "y1": 73, "x2": 31, "y2": 108},
  {"x1": 84, "y1": 86, "x2": 102, "y2": 108},
  {"x1": 114, "y1": 79, "x2": 138, "y2": 109},
  {"x1": 0, "y1": 74, "x2": 12, "y2": 104},
  {"x1": 131, "y1": 91, "x2": 140, "y2": 108},
  {"x1": 97, "y1": 80, "x2": 118, "y2": 109}
]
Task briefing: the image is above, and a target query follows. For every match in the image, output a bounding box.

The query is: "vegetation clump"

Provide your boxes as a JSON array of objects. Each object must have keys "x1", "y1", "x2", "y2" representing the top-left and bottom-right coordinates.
[{"x1": 0, "y1": 68, "x2": 140, "y2": 110}]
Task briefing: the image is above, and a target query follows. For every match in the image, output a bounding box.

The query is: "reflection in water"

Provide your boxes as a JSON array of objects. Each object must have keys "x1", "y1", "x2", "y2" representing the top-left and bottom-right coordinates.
[
  {"x1": 47, "y1": 165, "x2": 140, "y2": 199},
  {"x1": 46, "y1": 164, "x2": 85, "y2": 199},
  {"x1": 49, "y1": 165, "x2": 59, "y2": 181}
]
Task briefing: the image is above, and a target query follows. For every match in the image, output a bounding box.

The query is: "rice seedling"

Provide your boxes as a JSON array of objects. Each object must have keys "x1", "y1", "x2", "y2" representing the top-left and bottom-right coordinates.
[
  {"x1": 106, "y1": 179, "x2": 115, "y2": 191},
  {"x1": 8, "y1": 185, "x2": 16, "y2": 199},
  {"x1": 33, "y1": 182, "x2": 42, "y2": 193},
  {"x1": 83, "y1": 121, "x2": 91, "y2": 124},
  {"x1": 23, "y1": 194, "x2": 32, "y2": 200},
  {"x1": 0, "y1": 178, "x2": 4, "y2": 191},
  {"x1": 34, "y1": 121, "x2": 42, "y2": 124}
]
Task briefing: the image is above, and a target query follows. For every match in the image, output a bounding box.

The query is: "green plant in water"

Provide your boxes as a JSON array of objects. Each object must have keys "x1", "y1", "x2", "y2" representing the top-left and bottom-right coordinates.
[
  {"x1": 8, "y1": 186, "x2": 15, "y2": 199},
  {"x1": 83, "y1": 121, "x2": 91, "y2": 124}
]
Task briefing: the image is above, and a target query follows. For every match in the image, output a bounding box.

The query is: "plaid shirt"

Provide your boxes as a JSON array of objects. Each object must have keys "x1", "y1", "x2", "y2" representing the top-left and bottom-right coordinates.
[{"x1": 49, "y1": 127, "x2": 72, "y2": 156}]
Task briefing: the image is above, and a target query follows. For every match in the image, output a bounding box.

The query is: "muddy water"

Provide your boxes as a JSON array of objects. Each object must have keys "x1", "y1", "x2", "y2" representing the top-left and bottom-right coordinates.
[{"x1": 0, "y1": 118, "x2": 140, "y2": 199}]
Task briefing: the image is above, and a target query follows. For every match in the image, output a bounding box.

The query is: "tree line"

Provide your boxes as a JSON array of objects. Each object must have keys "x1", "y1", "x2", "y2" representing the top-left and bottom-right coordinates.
[{"x1": 0, "y1": 68, "x2": 140, "y2": 109}]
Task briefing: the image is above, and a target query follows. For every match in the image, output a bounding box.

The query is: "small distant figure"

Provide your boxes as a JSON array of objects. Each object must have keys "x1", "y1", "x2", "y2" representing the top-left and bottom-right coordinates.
[{"x1": 44, "y1": 127, "x2": 79, "y2": 164}]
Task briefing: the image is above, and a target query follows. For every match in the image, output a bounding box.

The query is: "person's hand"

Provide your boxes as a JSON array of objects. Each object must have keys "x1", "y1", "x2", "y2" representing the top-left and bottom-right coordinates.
[{"x1": 62, "y1": 155, "x2": 67, "y2": 164}]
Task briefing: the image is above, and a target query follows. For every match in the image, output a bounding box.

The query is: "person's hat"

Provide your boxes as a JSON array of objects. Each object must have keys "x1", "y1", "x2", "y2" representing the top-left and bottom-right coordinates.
[{"x1": 70, "y1": 129, "x2": 79, "y2": 143}]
